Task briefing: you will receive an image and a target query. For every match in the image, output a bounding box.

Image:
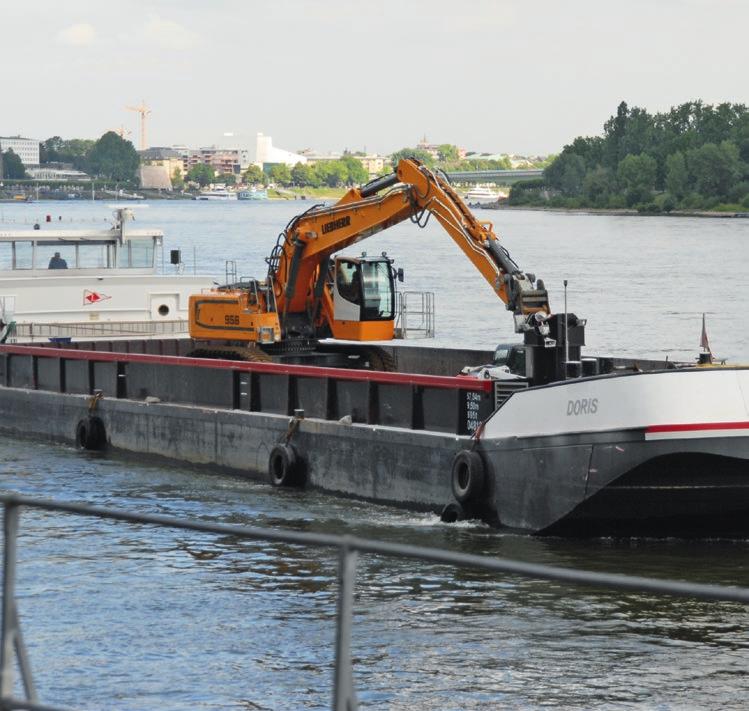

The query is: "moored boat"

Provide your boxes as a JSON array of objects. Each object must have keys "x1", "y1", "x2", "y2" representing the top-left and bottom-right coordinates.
[
  {"x1": 0, "y1": 208, "x2": 215, "y2": 342},
  {"x1": 238, "y1": 188, "x2": 268, "y2": 200}
]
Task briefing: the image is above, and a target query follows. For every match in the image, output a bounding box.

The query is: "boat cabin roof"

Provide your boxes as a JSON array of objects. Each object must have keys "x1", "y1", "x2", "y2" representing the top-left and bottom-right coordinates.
[{"x1": 0, "y1": 228, "x2": 163, "y2": 244}]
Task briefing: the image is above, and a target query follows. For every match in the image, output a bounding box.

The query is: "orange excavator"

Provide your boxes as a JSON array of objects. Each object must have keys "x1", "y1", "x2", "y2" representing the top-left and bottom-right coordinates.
[{"x1": 188, "y1": 158, "x2": 552, "y2": 368}]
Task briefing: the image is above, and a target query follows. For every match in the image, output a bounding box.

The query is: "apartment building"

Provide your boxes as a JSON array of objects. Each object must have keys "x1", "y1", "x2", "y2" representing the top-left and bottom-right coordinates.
[{"x1": 0, "y1": 136, "x2": 40, "y2": 166}]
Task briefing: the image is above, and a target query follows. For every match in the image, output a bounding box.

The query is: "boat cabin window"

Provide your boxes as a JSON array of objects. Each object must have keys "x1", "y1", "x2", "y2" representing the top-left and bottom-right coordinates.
[
  {"x1": 0, "y1": 243, "x2": 11, "y2": 271},
  {"x1": 360, "y1": 261, "x2": 394, "y2": 321},
  {"x1": 35, "y1": 242, "x2": 76, "y2": 270},
  {"x1": 12, "y1": 242, "x2": 33, "y2": 270},
  {"x1": 125, "y1": 239, "x2": 156, "y2": 268},
  {"x1": 76, "y1": 242, "x2": 113, "y2": 269}
]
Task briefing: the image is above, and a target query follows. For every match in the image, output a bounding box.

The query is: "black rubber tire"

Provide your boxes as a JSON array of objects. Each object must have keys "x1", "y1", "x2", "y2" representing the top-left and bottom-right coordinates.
[
  {"x1": 268, "y1": 443, "x2": 303, "y2": 487},
  {"x1": 76, "y1": 416, "x2": 106, "y2": 451},
  {"x1": 451, "y1": 450, "x2": 485, "y2": 503},
  {"x1": 440, "y1": 501, "x2": 466, "y2": 523}
]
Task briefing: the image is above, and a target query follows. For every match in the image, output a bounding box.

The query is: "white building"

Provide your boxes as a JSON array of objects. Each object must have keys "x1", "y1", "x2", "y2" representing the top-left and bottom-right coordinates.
[
  {"x1": 255, "y1": 133, "x2": 307, "y2": 167},
  {"x1": 0, "y1": 136, "x2": 40, "y2": 166}
]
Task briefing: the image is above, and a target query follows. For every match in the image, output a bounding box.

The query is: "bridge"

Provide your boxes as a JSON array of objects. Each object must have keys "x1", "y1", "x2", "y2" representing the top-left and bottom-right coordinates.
[{"x1": 445, "y1": 168, "x2": 544, "y2": 184}]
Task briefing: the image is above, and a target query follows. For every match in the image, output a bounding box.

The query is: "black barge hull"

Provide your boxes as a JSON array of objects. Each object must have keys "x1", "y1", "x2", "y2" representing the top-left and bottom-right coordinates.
[{"x1": 0, "y1": 341, "x2": 747, "y2": 537}]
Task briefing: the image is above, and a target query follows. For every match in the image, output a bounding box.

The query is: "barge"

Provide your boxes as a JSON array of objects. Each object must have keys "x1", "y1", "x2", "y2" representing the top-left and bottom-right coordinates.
[{"x1": 0, "y1": 336, "x2": 747, "y2": 537}]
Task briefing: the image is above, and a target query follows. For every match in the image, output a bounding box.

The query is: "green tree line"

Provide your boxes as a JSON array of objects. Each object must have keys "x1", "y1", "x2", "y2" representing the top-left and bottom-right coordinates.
[
  {"x1": 511, "y1": 101, "x2": 749, "y2": 212},
  {"x1": 39, "y1": 133, "x2": 140, "y2": 182},
  {"x1": 242, "y1": 155, "x2": 370, "y2": 189}
]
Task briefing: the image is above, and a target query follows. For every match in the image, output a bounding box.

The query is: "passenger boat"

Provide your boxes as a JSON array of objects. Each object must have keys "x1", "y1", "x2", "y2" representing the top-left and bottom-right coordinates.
[
  {"x1": 0, "y1": 208, "x2": 215, "y2": 342},
  {"x1": 194, "y1": 187, "x2": 237, "y2": 201},
  {"x1": 463, "y1": 186, "x2": 502, "y2": 204},
  {"x1": 238, "y1": 188, "x2": 268, "y2": 201}
]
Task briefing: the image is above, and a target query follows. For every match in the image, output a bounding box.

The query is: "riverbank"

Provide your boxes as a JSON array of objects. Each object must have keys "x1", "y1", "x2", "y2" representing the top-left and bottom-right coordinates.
[{"x1": 484, "y1": 203, "x2": 749, "y2": 218}]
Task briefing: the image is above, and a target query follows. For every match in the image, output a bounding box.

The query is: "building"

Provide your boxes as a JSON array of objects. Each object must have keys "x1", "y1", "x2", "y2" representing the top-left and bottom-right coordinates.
[
  {"x1": 0, "y1": 136, "x2": 40, "y2": 166},
  {"x1": 139, "y1": 165, "x2": 172, "y2": 190},
  {"x1": 25, "y1": 167, "x2": 89, "y2": 181},
  {"x1": 180, "y1": 146, "x2": 252, "y2": 176},
  {"x1": 140, "y1": 147, "x2": 185, "y2": 181},
  {"x1": 256, "y1": 133, "x2": 307, "y2": 167}
]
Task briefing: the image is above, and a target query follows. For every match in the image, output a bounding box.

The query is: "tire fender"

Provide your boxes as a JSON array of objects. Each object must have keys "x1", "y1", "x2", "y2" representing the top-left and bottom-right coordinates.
[
  {"x1": 268, "y1": 443, "x2": 304, "y2": 487},
  {"x1": 76, "y1": 416, "x2": 107, "y2": 451},
  {"x1": 451, "y1": 449, "x2": 485, "y2": 503}
]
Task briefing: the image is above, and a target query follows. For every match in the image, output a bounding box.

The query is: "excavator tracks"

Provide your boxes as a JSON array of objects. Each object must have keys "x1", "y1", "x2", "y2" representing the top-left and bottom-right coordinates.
[{"x1": 187, "y1": 346, "x2": 273, "y2": 363}]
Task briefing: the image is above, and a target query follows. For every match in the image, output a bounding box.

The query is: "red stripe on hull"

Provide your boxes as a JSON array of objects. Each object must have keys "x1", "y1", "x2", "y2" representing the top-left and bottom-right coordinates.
[{"x1": 647, "y1": 421, "x2": 749, "y2": 434}]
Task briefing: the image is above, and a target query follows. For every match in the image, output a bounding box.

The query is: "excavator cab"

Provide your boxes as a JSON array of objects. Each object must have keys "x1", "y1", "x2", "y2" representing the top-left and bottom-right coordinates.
[{"x1": 330, "y1": 254, "x2": 397, "y2": 340}]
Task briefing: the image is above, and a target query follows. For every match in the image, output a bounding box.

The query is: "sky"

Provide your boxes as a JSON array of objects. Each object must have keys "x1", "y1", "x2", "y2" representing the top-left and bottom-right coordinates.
[{"x1": 2, "y1": 0, "x2": 748, "y2": 156}]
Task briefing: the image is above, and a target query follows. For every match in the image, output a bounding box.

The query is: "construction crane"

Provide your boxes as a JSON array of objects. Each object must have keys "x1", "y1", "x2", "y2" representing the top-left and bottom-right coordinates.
[
  {"x1": 125, "y1": 101, "x2": 151, "y2": 150},
  {"x1": 109, "y1": 125, "x2": 132, "y2": 140}
]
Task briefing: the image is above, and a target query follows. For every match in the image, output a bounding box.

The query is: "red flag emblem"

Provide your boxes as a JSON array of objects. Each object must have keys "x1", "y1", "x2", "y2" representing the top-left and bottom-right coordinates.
[{"x1": 83, "y1": 290, "x2": 111, "y2": 306}]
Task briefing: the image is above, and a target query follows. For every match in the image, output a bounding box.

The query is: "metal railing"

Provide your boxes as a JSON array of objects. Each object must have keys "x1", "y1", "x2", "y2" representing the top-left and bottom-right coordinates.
[
  {"x1": 395, "y1": 290, "x2": 435, "y2": 339},
  {"x1": 9, "y1": 320, "x2": 189, "y2": 343},
  {"x1": 1, "y1": 493, "x2": 748, "y2": 711}
]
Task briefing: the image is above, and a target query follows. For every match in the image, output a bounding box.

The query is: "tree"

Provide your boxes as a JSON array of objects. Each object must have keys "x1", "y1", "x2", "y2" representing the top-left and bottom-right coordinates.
[
  {"x1": 314, "y1": 160, "x2": 348, "y2": 187},
  {"x1": 617, "y1": 153, "x2": 657, "y2": 205},
  {"x1": 545, "y1": 152, "x2": 586, "y2": 196},
  {"x1": 582, "y1": 166, "x2": 613, "y2": 205},
  {"x1": 665, "y1": 151, "x2": 689, "y2": 199},
  {"x1": 340, "y1": 155, "x2": 368, "y2": 185},
  {"x1": 187, "y1": 163, "x2": 215, "y2": 186},
  {"x1": 41, "y1": 136, "x2": 96, "y2": 169},
  {"x1": 290, "y1": 162, "x2": 317, "y2": 187},
  {"x1": 269, "y1": 163, "x2": 292, "y2": 186},
  {"x1": 243, "y1": 164, "x2": 268, "y2": 186},
  {"x1": 389, "y1": 147, "x2": 435, "y2": 167},
  {"x1": 86, "y1": 131, "x2": 139, "y2": 181},
  {"x1": 1, "y1": 149, "x2": 26, "y2": 179},
  {"x1": 437, "y1": 144, "x2": 459, "y2": 162},
  {"x1": 687, "y1": 141, "x2": 741, "y2": 197},
  {"x1": 171, "y1": 168, "x2": 184, "y2": 190},
  {"x1": 217, "y1": 172, "x2": 236, "y2": 186}
]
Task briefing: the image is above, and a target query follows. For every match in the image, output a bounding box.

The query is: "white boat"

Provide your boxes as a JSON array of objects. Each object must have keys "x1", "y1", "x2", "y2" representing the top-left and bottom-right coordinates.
[
  {"x1": 0, "y1": 208, "x2": 215, "y2": 342},
  {"x1": 238, "y1": 188, "x2": 268, "y2": 201},
  {"x1": 194, "y1": 186, "x2": 237, "y2": 201},
  {"x1": 463, "y1": 186, "x2": 503, "y2": 203}
]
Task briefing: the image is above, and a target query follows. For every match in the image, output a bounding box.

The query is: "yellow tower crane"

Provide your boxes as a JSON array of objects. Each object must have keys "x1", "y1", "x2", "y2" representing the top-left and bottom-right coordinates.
[{"x1": 125, "y1": 101, "x2": 152, "y2": 150}]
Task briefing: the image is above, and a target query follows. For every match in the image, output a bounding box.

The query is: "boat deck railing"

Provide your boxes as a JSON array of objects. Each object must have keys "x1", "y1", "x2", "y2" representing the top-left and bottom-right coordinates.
[
  {"x1": 7, "y1": 320, "x2": 189, "y2": 342},
  {"x1": 1, "y1": 494, "x2": 748, "y2": 711}
]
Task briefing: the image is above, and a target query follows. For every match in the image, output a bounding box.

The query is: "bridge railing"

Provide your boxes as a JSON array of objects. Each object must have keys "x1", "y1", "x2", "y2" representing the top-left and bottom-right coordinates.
[{"x1": 2, "y1": 493, "x2": 748, "y2": 711}]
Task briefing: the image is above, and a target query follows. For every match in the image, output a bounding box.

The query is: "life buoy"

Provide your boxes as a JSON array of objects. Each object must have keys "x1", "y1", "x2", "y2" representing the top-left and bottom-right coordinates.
[
  {"x1": 268, "y1": 443, "x2": 304, "y2": 487},
  {"x1": 451, "y1": 449, "x2": 485, "y2": 503},
  {"x1": 76, "y1": 416, "x2": 106, "y2": 451}
]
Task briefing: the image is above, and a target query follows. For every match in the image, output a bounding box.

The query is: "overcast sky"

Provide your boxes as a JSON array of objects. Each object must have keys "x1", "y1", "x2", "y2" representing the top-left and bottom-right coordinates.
[{"x1": 3, "y1": 0, "x2": 748, "y2": 156}]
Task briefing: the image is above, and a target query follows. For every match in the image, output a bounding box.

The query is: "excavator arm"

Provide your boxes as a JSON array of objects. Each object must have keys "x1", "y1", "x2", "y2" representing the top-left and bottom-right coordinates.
[{"x1": 270, "y1": 158, "x2": 550, "y2": 335}]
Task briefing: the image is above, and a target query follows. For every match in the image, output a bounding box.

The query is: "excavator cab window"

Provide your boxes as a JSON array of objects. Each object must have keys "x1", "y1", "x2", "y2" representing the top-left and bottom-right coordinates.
[
  {"x1": 336, "y1": 260, "x2": 362, "y2": 306},
  {"x1": 360, "y1": 260, "x2": 394, "y2": 321},
  {"x1": 335, "y1": 258, "x2": 395, "y2": 322}
]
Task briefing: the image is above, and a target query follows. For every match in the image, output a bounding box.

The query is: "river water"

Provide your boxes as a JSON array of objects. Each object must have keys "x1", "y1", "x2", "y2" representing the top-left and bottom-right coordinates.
[{"x1": 0, "y1": 201, "x2": 748, "y2": 709}]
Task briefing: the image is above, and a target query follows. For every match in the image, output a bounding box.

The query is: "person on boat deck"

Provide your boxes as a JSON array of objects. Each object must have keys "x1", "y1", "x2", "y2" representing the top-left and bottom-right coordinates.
[{"x1": 48, "y1": 252, "x2": 68, "y2": 269}]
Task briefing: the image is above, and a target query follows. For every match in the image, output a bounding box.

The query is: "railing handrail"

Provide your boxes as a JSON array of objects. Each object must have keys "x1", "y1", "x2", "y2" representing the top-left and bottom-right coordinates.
[
  {"x1": 2, "y1": 493, "x2": 748, "y2": 711},
  {"x1": 3, "y1": 493, "x2": 748, "y2": 602}
]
